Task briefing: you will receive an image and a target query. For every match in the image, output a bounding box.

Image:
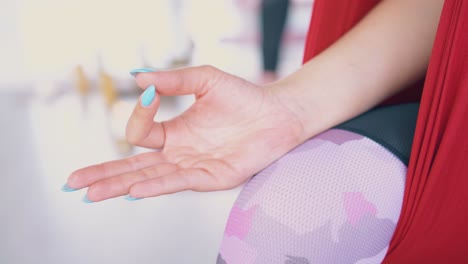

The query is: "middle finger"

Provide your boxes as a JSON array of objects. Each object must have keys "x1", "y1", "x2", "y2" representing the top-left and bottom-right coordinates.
[{"x1": 85, "y1": 163, "x2": 179, "y2": 202}]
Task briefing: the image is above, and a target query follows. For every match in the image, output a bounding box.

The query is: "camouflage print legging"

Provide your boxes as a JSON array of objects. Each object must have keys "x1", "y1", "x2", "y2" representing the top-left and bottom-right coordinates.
[{"x1": 217, "y1": 129, "x2": 405, "y2": 264}]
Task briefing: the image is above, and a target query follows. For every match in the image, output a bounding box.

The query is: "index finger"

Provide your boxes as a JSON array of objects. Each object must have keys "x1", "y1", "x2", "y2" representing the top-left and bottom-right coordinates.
[{"x1": 135, "y1": 65, "x2": 223, "y2": 97}]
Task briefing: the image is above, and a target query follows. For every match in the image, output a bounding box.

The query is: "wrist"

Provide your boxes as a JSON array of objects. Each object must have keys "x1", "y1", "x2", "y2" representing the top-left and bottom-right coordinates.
[{"x1": 266, "y1": 77, "x2": 333, "y2": 143}]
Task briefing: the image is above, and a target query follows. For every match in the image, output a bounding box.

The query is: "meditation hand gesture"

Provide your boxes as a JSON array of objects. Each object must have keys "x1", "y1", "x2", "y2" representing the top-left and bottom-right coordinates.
[{"x1": 65, "y1": 66, "x2": 305, "y2": 202}]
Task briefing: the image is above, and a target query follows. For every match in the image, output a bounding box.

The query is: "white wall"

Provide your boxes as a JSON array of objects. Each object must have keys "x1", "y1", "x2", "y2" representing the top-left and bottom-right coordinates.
[
  {"x1": 0, "y1": 0, "x2": 242, "y2": 92},
  {"x1": 0, "y1": 0, "x2": 30, "y2": 89}
]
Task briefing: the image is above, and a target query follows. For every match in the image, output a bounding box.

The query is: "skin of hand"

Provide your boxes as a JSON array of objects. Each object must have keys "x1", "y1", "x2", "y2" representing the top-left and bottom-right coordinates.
[
  {"x1": 66, "y1": 66, "x2": 306, "y2": 202},
  {"x1": 65, "y1": 0, "x2": 443, "y2": 202}
]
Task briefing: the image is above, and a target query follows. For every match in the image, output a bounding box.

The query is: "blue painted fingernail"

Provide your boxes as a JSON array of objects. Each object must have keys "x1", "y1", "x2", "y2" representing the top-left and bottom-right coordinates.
[
  {"x1": 61, "y1": 183, "x2": 77, "y2": 192},
  {"x1": 141, "y1": 85, "x2": 156, "y2": 107},
  {"x1": 130, "y1": 68, "x2": 156, "y2": 77},
  {"x1": 124, "y1": 195, "x2": 143, "y2": 201},
  {"x1": 82, "y1": 195, "x2": 94, "y2": 204}
]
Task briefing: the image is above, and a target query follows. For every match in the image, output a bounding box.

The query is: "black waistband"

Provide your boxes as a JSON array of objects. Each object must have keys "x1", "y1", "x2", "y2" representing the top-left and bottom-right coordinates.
[{"x1": 334, "y1": 103, "x2": 419, "y2": 166}]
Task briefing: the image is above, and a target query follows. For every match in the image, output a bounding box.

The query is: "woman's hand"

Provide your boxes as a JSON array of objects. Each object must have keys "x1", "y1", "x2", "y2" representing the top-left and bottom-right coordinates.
[{"x1": 65, "y1": 66, "x2": 305, "y2": 202}]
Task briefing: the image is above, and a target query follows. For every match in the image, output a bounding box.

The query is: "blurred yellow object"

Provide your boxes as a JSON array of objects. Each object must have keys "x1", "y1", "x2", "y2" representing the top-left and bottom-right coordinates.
[
  {"x1": 99, "y1": 71, "x2": 118, "y2": 109},
  {"x1": 75, "y1": 65, "x2": 90, "y2": 97}
]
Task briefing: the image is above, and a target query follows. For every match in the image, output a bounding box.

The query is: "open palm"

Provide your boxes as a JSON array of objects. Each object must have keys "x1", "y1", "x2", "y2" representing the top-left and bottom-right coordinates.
[{"x1": 66, "y1": 66, "x2": 305, "y2": 202}]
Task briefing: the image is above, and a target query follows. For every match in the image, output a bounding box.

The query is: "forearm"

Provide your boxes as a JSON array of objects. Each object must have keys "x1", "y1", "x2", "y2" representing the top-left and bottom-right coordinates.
[{"x1": 271, "y1": 0, "x2": 443, "y2": 141}]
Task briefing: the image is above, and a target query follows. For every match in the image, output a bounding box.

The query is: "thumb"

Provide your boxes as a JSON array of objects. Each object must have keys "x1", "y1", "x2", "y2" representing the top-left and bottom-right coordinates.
[{"x1": 134, "y1": 65, "x2": 224, "y2": 98}]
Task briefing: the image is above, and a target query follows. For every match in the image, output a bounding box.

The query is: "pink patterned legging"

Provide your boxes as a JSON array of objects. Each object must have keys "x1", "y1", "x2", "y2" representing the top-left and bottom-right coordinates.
[{"x1": 217, "y1": 129, "x2": 406, "y2": 264}]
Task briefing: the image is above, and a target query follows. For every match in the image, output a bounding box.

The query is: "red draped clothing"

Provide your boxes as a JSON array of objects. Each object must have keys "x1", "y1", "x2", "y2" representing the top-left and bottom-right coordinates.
[{"x1": 303, "y1": 0, "x2": 468, "y2": 262}]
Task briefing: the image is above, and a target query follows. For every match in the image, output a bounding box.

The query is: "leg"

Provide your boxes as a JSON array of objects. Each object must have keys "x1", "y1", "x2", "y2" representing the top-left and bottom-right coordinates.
[
  {"x1": 261, "y1": 0, "x2": 290, "y2": 74},
  {"x1": 217, "y1": 129, "x2": 406, "y2": 264}
]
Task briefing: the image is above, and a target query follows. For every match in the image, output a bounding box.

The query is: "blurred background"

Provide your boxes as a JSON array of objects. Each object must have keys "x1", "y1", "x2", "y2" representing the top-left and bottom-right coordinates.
[{"x1": 0, "y1": 0, "x2": 312, "y2": 263}]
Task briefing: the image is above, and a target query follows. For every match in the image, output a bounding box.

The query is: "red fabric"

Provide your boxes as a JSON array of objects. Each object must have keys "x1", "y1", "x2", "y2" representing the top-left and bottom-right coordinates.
[{"x1": 303, "y1": 0, "x2": 468, "y2": 262}]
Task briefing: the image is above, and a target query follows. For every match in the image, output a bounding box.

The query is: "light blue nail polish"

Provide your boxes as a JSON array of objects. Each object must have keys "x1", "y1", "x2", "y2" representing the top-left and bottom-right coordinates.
[
  {"x1": 82, "y1": 195, "x2": 94, "y2": 204},
  {"x1": 124, "y1": 195, "x2": 143, "y2": 201},
  {"x1": 61, "y1": 184, "x2": 77, "y2": 192},
  {"x1": 141, "y1": 85, "x2": 156, "y2": 107},
  {"x1": 130, "y1": 68, "x2": 156, "y2": 77}
]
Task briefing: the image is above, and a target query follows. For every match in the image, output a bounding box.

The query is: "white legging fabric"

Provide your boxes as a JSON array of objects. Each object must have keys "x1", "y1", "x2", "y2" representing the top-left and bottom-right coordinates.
[{"x1": 217, "y1": 129, "x2": 406, "y2": 264}]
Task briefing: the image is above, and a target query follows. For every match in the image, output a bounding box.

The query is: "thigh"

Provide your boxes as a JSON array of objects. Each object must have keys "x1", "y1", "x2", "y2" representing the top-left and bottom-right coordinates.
[{"x1": 217, "y1": 129, "x2": 407, "y2": 264}]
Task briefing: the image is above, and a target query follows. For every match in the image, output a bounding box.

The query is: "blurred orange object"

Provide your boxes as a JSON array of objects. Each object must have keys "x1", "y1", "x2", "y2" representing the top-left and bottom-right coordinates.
[
  {"x1": 75, "y1": 65, "x2": 90, "y2": 97},
  {"x1": 99, "y1": 71, "x2": 118, "y2": 109}
]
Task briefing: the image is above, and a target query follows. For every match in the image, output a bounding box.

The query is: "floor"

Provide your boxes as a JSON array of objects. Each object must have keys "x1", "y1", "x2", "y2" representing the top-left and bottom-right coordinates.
[{"x1": 0, "y1": 2, "x2": 312, "y2": 263}]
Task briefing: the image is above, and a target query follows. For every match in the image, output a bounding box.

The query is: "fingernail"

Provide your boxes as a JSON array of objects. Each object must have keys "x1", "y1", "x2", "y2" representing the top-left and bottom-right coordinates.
[
  {"x1": 82, "y1": 195, "x2": 94, "y2": 204},
  {"x1": 130, "y1": 68, "x2": 156, "y2": 77},
  {"x1": 124, "y1": 195, "x2": 143, "y2": 201},
  {"x1": 141, "y1": 85, "x2": 156, "y2": 107},
  {"x1": 61, "y1": 183, "x2": 78, "y2": 192}
]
